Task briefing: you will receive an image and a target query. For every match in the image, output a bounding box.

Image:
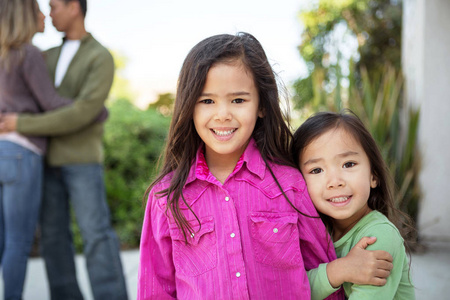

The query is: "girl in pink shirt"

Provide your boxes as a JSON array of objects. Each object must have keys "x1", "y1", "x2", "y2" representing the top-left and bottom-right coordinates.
[{"x1": 138, "y1": 32, "x2": 388, "y2": 299}]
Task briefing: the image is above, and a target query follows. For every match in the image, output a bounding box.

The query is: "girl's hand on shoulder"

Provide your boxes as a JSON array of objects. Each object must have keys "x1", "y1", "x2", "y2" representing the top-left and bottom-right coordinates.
[{"x1": 326, "y1": 236, "x2": 393, "y2": 288}]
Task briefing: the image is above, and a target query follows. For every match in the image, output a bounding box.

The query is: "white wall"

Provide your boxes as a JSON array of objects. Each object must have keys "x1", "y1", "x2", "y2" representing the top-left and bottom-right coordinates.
[{"x1": 403, "y1": 0, "x2": 450, "y2": 247}]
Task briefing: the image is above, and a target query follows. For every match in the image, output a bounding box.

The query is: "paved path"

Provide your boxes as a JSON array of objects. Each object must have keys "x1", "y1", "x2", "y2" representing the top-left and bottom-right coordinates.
[{"x1": 2, "y1": 247, "x2": 449, "y2": 299}]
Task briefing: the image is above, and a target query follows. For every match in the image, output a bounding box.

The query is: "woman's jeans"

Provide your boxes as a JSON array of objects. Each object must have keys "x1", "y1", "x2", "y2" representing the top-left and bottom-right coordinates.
[
  {"x1": 0, "y1": 141, "x2": 43, "y2": 300},
  {"x1": 40, "y1": 164, "x2": 127, "y2": 300}
]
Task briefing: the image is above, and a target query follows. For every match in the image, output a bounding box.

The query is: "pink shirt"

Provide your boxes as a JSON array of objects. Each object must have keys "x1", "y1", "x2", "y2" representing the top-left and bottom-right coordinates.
[{"x1": 138, "y1": 139, "x2": 343, "y2": 299}]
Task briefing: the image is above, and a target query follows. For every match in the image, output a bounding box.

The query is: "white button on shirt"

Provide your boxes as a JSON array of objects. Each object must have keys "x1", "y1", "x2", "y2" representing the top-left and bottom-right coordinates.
[
  {"x1": 225, "y1": 196, "x2": 230, "y2": 201},
  {"x1": 230, "y1": 233, "x2": 236, "y2": 238},
  {"x1": 236, "y1": 272, "x2": 241, "y2": 278},
  {"x1": 273, "y1": 228, "x2": 278, "y2": 233}
]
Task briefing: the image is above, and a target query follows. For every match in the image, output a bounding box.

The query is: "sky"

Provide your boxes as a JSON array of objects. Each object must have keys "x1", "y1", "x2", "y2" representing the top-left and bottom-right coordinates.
[{"x1": 34, "y1": 0, "x2": 309, "y2": 107}]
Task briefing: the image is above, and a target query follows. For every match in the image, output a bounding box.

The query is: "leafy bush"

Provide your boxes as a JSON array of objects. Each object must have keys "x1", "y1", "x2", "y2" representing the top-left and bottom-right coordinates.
[
  {"x1": 294, "y1": 64, "x2": 420, "y2": 246},
  {"x1": 71, "y1": 98, "x2": 170, "y2": 252},
  {"x1": 293, "y1": 1, "x2": 419, "y2": 247},
  {"x1": 348, "y1": 66, "x2": 420, "y2": 239},
  {"x1": 104, "y1": 98, "x2": 170, "y2": 248},
  {"x1": 296, "y1": 0, "x2": 402, "y2": 107}
]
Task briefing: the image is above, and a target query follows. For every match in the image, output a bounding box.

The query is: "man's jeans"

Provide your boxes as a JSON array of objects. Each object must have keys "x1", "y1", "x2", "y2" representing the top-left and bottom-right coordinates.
[
  {"x1": 40, "y1": 164, "x2": 128, "y2": 300},
  {"x1": 0, "y1": 141, "x2": 43, "y2": 300}
]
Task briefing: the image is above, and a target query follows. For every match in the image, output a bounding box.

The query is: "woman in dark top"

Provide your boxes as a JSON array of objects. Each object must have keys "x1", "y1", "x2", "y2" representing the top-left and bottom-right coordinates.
[{"x1": 0, "y1": 1, "x2": 73, "y2": 298}]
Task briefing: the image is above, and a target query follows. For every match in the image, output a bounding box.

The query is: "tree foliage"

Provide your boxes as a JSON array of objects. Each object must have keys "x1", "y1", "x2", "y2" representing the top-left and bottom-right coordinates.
[
  {"x1": 148, "y1": 92, "x2": 175, "y2": 116},
  {"x1": 295, "y1": 0, "x2": 402, "y2": 108},
  {"x1": 70, "y1": 98, "x2": 171, "y2": 252},
  {"x1": 109, "y1": 51, "x2": 136, "y2": 101},
  {"x1": 103, "y1": 98, "x2": 170, "y2": 248},
  {"x1": 294, "y1": 1, "x2": 420, "y2": 246}
]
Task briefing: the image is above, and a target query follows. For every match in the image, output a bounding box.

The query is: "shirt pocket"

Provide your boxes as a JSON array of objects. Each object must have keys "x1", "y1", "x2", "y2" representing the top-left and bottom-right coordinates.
[
  {"x1": 169, "y1": 216, "x2": 217, "y2": 277},
  {"x1": 249, "y1": 212, "x2": 302, "y2": 269}
]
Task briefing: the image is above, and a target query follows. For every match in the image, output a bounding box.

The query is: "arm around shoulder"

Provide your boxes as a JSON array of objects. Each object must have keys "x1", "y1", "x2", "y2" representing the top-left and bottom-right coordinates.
[
  {"x1": 347, "y1": 224, "x2": 412, "y2": 299},
  {"x1": 17, "y1": 48, "x2": 114, "y2": 136},
  {"x1": 307, "y1": 263, "x2": 340, "y2": 300},
  {"x1": 327, "y1": 236, "x2": 393, "y2": 288},
  {"x1": 294, "y1": 185, "x2": 344, "y2": 300},
  {"x1": 22, "y1": 45, "x2": 73, "y2": 112}
]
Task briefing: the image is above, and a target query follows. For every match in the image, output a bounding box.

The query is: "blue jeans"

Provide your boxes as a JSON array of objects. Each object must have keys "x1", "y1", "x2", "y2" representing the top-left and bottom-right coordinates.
[
  {"x1": 40, "y1": 164, "x2": 128, "y2": 300},
  {"x1": 0, "y1": 141, "x2": 43, "y2": 300}
]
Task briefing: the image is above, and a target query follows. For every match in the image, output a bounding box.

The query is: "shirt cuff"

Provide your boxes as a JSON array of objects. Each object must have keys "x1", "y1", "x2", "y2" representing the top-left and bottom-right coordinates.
[{"x1": 311, "y1": 263, "x2": 340, "y2": 300}]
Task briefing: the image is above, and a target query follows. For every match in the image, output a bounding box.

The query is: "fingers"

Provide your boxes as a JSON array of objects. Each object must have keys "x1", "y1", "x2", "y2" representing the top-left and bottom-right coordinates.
[
  {"x1": 377, "y1": 259, "x2": 394, "y2": 272},
  {"x1": 368, "y1": 267, "x2": 391, "y2": 286},
  {"x1": 370, "y1": 277, "x2": 388, "y2": 286},
  {"x1": 357, "y1": 264, "x2": 392, "y2": 286},
  {"x1": 375, "y1": 268, "x2": 391, "y2": 278},
  {"x1": 362, "y1": 259, "x2": 392, "y2": 275},
  {"x1": 364, "y1": 259, "x2": 393, "y2": 286},
  {"x1": 372, "y1": 250, "x2": 394, "y2": 263},
  {"x1": 0, "y1": 114, "x2": 18, "y2": 132},
  {"x1": 365, "y1": 252, "x2": 393, "y2": 273},
  {"x1": 0, "y1": 121, "x2": 8, "y2": 133},
  {"x1": 345, "y1": 239, "x2": 395, "y2": 286},
  {"x1": 354, "y1": 236, "x2": 377, "y2": 249}
]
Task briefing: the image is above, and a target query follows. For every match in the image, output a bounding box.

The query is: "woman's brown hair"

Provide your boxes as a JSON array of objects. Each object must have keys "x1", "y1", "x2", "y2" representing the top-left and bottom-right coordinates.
[{"x1": 0, "y1": 0, "x2": 39, "y2": 71}]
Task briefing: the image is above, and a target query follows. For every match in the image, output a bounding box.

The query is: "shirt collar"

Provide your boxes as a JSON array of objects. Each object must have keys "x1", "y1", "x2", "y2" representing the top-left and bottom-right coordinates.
[
  {"x1": 185, "y1": 139, "x2": 266, "y2": 186},
  {"x1": 62, "y1": 32, "x2": 92, "y2": 44},
  {"x1": 241, "y1": 139, "x2": 266, "y2": 180}
]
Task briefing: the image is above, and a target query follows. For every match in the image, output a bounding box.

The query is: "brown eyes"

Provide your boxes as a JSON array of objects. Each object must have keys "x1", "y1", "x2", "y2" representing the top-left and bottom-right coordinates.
[
  {"x1": 310, "y1": 168, "x2": 323, "y2": 174},
  {"x1": 343, "y1": 162, "x2": 356, "y2": 168},
  {"x1": 308, "y1": 162, "x2": 356, "y2": 174}
]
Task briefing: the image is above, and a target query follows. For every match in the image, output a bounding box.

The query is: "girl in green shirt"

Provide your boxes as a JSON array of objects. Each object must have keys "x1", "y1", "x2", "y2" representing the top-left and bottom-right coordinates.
[{"x1": 292, "y1": 110, "x2": 415, "y2": 299}]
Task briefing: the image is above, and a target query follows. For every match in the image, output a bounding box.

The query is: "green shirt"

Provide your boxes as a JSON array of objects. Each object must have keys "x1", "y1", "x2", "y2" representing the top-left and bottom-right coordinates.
[
  {"x1": 17, "y1": 33, "x2": 114, "y2": 166},
  {"x1": 310, "y1": 211, "x2": 415, "y2": 300},
  {"x1": 337, "y1": 211, "x2": 415, "y2": 299},
  {"x1": 308, "y1": 262, "x2": 339, "y2": 300}
]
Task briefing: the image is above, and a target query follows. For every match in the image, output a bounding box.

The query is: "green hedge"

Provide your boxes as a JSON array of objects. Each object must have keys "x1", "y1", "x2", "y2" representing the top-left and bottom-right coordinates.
[
  {"x1": 105, "y1": 98, "x2": 170, "y2": 248},
  {"x1": 71, "y1": 98, "x2": 170, "y2": 252}
]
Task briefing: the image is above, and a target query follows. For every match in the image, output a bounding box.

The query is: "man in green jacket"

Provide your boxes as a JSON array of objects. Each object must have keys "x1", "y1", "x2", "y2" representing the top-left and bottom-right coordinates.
[{"x1": 0, "y1": 1, "x2": 128, "y2": 299}]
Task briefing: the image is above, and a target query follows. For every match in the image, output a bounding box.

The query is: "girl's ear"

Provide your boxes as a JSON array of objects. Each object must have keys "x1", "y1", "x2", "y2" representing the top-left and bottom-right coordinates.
[
  {"x1": 258, "y1": 103, "x2": 265, "y2": 118},
  {"x1": 258, "y1": 108, "x2": 265, "y2": 118},
  {"x1": 370, "y1": 175, "x2": 378, "y2": 188}
]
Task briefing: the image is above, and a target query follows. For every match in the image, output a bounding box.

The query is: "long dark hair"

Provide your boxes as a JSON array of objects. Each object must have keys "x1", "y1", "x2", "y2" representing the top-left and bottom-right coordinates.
[
  {"x1": 291, "y1": 109, "x2": 414, "y2": 240},
  {"x1": 145, "y1": 32, "x2": 297, "y2": 241}
]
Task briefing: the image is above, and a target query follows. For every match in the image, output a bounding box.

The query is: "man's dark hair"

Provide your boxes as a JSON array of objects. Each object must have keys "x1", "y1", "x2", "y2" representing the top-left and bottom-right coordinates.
[{"x1": 65, "y1": 0, "x2": 87, "y2": 17}]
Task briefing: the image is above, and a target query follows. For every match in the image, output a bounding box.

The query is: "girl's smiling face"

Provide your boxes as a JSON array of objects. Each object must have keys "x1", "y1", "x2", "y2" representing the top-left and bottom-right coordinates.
[
  {"x1": 193, "y1": 61, "x2": 263, "y2": 171},
  {"x1": 299, "y1": 127, "x2": 377, "y2": 238}
]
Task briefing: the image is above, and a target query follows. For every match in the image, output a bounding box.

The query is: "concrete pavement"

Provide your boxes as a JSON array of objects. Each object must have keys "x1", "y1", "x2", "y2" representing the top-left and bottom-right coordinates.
[{"x1": 2, "y1": 246, "x2": 449, "y2": 299}]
